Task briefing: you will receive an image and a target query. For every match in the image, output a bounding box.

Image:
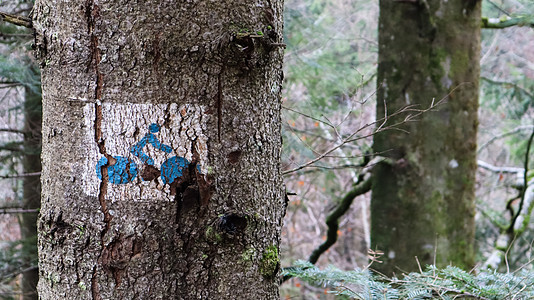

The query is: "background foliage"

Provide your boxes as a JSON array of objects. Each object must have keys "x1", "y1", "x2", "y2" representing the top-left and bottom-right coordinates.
[
  {"x1": 281, "y1": 0, "x2": 534, "y2": 298},
  {"x1": 0, "y1": 1, "x2": 40, "y2": 298}
]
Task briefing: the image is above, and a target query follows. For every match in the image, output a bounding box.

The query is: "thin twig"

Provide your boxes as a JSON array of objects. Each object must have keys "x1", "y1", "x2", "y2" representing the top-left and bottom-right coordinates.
[
  {"x1": 284, "y1": 122, "x2": 324, "y2": 157},
  {"x1": 281, "y1": 125, "x2": 361, "y2": 150},
  {"x1": 282, "y1": 83, "x2": 469, "y2": 175},
  {"x1": 1, "y1": 266, "x2": 38, "y2": 281},
  {"x1": 0, "y1": 128, "x2": 26, "y2": 135},
  {"x1": 481, "y1": 77, "x2": 533, "y2": 99},
  {"x1": 0, "y1": 171, "x2": 41, "y2": 179},
  {"x1": 485, "y1": 0, "x2": 510, "y2": 16},
  {"x1": 478, "y1": 125, "x2": 534, "y2": 154},
  {"x1": 0, "y1": 208, "x2": 39, "y2": 214},
  {"x1": 0, "y1": 83, "x2": 24, "y2": 88},
  {"x1": 283, "y1": 105, "x2": 332, "y2": 128},
  {"x1": 282, "y1": 98, "x2": 444, "y2": 175}
]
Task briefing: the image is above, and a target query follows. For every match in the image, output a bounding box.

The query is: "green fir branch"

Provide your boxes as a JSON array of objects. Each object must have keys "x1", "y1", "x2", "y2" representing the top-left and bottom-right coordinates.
[{"x1": 283, "y1": 261, "x2": 534, "y2": 299}]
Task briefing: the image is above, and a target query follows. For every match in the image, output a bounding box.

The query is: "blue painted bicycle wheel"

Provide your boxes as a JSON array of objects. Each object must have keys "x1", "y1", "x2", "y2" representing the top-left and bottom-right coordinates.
[
  {"x1": 160, "y1": 156, "x2": 191, "y2": 185},
  {"x1": 96, "y1": 156, "x2": 138, "y2": 184}
]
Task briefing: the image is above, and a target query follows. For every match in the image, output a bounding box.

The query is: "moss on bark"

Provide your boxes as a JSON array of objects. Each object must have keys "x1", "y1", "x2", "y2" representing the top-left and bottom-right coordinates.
[{"x1": 371, "y1": 0, "x2": 481, "y2": 275}]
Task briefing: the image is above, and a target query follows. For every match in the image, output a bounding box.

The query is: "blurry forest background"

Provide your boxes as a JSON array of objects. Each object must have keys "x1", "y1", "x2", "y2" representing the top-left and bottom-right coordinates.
[{"x1": 0, "y1": 0, "x2": 533, "y2": 299}]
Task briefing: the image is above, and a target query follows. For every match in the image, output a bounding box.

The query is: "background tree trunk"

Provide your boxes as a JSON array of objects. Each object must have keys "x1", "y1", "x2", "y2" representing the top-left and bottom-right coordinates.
[
  {"x1": 371, "y1": 0, "x2": 481, "y2": 275},
  {"x1": 19, "y1": 73, "x2": 42, "y2": 300},
  {"x1": 34, "y1": 0, "x2": 285, "y2": 298}
]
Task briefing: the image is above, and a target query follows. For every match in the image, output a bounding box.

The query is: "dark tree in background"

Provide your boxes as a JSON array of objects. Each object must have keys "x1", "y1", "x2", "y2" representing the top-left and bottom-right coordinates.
[
  {"x1": 19, "y1": 71, "x2": 41, "y2": 300},
  {"x1": 0, "y1": 1, "x2": 41, "y2": 298},
  {"x1": 371, "y1": 0, "x2": 481, "y2": 274}
]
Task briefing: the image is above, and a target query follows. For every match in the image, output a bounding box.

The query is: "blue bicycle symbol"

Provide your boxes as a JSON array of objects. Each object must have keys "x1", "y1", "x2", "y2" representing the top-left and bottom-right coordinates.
[{"x1": 96, "y1": 123, "x2": 198, "y2": 185}]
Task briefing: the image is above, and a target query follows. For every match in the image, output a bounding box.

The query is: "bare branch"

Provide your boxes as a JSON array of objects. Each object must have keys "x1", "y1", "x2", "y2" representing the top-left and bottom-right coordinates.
[
  {"x1": 282, "y1": 83, "x2": 469, "y2": 175},
  {"x1": 482, "y1": 15, "x2": 534, "y2": 29},
  {"x1": 283, "y1": 105, "x2": 333, "y2": 128},
  {"x1": 282, "y1": 97, "x2": 445, "y2": 175},
  {"x1": 282, "y1": 174, "x2": 373, "y2": 283},
  {"x1": 0, "y1": 128, "x2": 26, "y2": 135},
  {"x1": 0, "y1": 208, "x2": 39, "y2": 214},
  {"x1": 481, "y1": 77, "x2": 534, "y2": 99},
  {"x1": 0, "y1": 11, "x2": 32, "y2": 28},
  {"x1": 511, "y1": 128, "x2": 534, "y2": 234},
  {"x1": 477, "y1": 160, "x2": 523, "y2": 174},
  {"x1": 307, "y1": 174, "x2": 372, "y2": 264},
  {"x1": 478, "y1": 125, "x2": 534, "y2": 154},
  {"x1": 281, "y1": 125, "x2": 361, "y2": 150},
  {"x1": 0, "y1": 83, "x2": 24, "y2": 89},
  {"x1": 0, "y1": 172, "x2": 41, "y2": 179}
]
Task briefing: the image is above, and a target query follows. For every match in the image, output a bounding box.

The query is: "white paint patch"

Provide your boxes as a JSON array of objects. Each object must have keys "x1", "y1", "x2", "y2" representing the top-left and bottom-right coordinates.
[
  {"x1": 382, "y1": 80, "x2": 388, "y2": 99},
  {"x1": 82, "y1": 103, "x2": 208, "y2": 201},
  {"x1": 448, "y1": 159, "x2": 459, "y2": 169}
]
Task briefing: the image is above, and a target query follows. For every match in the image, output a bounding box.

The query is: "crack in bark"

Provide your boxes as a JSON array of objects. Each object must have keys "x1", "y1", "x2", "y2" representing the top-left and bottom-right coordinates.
[
  {"x1": 86, "y1": 1, "x2": 113, "y2": 297},
  {"x1": 216, "y1": 71, "x2": 222, "y2": 142},
  {"x1": 91, "y1": 265, "x2": 101, "y2": 300}
]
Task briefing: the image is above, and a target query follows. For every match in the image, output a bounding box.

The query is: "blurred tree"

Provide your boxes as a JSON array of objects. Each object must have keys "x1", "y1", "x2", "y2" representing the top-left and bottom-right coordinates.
[
  {"x1": 371, "y1": 0, "x2": 481, "y2": 274},
  {"x1": 19, "y1": 67, "x2": 41, "y2": 300},
  {"x1": 0, "y1": 1, "x2": 41, "y2": 298}
]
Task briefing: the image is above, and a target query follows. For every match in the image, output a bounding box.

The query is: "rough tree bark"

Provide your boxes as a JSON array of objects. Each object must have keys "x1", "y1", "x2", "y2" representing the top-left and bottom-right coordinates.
[
  {"x1": 33, "y1": 0, "x2": 285, "y2": 298},
  {"x1": 371, "y1": 0, "x2": 481, "y2": 274}
]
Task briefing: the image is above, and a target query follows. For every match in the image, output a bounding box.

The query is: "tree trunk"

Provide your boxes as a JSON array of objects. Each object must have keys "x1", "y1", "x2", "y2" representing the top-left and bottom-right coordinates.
[
  {"x1": 371, "y1": 0, "x2": 481, "y2": 275},
  {"x1": 19, "y1": 73, "x2": 42, "y2": 300},
  {"x1": 33, "y1": 0, "x2": 285, "y2": 298}
]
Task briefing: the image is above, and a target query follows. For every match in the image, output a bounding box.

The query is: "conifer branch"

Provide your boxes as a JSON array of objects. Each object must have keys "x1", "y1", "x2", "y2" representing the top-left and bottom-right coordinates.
[{"x1": 283, "y1": 261, "x2": 534, "y2": 299}]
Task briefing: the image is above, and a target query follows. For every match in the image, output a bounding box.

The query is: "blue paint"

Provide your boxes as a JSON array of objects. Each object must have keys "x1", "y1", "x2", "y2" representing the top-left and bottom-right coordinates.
[
  {"x1": 161, "y1": 157, "x2": 203, "y2": 184},
  {"x1": 149, "y1": 123, "x2": 160, "y2": 133},
  {"x1": 96, "y1": 123, "x2": 202, "y2": 186},
  {"x1": 130, "y1": 123, "x2": 172, "y2": 166},
  {"x1": 161, "y1": 156, "x2": 190, "y2": 184},
  {"x1": 96, "y1": 156, "x2": 138, "y2": 184}
]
